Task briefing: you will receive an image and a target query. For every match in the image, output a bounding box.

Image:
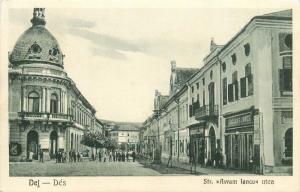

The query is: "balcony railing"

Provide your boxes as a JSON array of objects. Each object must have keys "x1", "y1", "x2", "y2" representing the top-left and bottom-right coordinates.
[
  {"x1": 194, "y1": 105, "x2": 219, "y2": 120},
  {"x1": 18, "y1": 112, "x2": 72, "y2": 122}
]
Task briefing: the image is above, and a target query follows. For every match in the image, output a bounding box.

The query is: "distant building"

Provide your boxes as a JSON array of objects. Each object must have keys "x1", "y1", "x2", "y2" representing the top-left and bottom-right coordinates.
[
  {"x1": 110, "y1": 123, "x2": 141, "y2": 151},
  {"x1": 8, "y1": 8, "x2": 102, "y2": 161}
]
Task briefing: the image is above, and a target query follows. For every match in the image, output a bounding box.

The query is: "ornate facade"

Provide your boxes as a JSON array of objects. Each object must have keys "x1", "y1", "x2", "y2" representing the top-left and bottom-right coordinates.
[{"x1": 9, "y1": 8, "x2": 101, "y2": 161}]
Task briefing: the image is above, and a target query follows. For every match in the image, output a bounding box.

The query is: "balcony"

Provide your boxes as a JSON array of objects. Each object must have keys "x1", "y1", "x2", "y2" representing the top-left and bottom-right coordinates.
[
  {"x1": 18, "y1": 112, "x2": 72, "y2": 122},
  {"x1": 194, "y1": 105, "x2": 219, "y2": 120}
]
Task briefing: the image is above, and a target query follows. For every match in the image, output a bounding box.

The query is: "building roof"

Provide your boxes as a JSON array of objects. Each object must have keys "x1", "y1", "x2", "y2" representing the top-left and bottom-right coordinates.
[
  {"x1": 262, "y1": 9, "x2": 292, "y2": 17},
  {"x1": 9, "y1": 9, "x2": 64, "y2": 68},
  {"x1": 174, "y1": 68, "x2": 199, "y2": 87},
  {"x1": 110, "y1": 123, "x2": 141, "y2": 132},
  {"x1": 218, "y1": 9, "x2": 292, "y2": 56}
]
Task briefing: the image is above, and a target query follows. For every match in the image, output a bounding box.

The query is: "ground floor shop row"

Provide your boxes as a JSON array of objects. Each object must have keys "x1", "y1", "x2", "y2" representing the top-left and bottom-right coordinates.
[
  {"x1": 141, "y1": 108, "x2": 293, "y2": 174},
  {"x1": 9, "y1": 120, "x2": 85, "y2": 161}
]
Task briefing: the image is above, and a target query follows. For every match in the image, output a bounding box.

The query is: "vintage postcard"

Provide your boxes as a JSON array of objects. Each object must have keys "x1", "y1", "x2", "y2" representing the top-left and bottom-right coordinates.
[{"x1": 0, "y1": 0, "x2": 299, "y2": 191}]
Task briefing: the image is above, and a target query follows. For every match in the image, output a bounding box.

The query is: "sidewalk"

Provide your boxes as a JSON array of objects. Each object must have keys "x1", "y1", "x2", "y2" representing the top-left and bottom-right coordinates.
[{"x1": 161, "y1": 159, "x2": 257, "y2": 175}]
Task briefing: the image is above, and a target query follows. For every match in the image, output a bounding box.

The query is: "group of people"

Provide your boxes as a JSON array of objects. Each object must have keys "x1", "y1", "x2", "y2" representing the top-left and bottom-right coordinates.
[
  {"x1": 92, "y1": 150, "x2": 136, "y2": 162},
  {"x1": 32, "y1": 148, "x2": 137, "y2": 163},
  {"x1": 53, "y1": 150, "x2": 82, "y2": 163}
]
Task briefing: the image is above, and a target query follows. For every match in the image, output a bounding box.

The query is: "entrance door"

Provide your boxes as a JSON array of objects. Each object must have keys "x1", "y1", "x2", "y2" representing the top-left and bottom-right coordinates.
[
  {"x1": 209, "y1": 127, "x2": 216, "y2": 165},
  {"x1": 208, "y1": 83, "x2": 215, "y2": 115},
  {"x1": 27, "y1": 130, "x2": 39, "y2": 160},
  {"x1": 50, "y1": 131, "x2": 58, "y2": 158}
]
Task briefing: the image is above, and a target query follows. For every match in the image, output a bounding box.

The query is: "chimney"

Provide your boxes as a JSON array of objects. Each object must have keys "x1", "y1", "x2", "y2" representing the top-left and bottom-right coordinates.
[
  {"x1": 171, "y1": 60, "x2": 176, "y2": 72},
  {"x1": 31, "y1": 8, "x2": 46, "y2": 26},
  {"x1": 155, "y1": 89, "x2": 159, "y2": 96},
  {"x1": 210, "y1": 37, "x2": 217, "y2": 52}
]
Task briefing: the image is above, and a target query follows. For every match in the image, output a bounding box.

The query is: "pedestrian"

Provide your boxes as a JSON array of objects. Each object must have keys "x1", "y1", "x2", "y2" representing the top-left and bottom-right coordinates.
[
  {"x1": 126, "y1": 151, "x2": 129, "y2": 162},
  {"x1": 98, "y1": 151, "x2": 102, "y2": 162},
  {"x1": 103, "y1": 152, "x2": 107, "y2": 162},
  {"x1": 116, "y1": 151, "x2": 120, "y2": 162},
  {"x1": 28, "y1": 151, "x2": 33, "y2": 162},
  {"x1": 122, "y1": 152, "x2": 125, "y2": 162},
  {"x1": 77, "y1": 152, "x2": 81, "y2": 162},
  {"x1": 63, "y1": 152, "x2": 67, "y2": 163},
  {"x1": 132, "y1": 151, "x2": 136, "y2": 162},
  {"x1": 73, "y1": 150, "x2": 76, "y2": 162},
  {"x1": 69, "y1": 150, "x2": 72, "y2": 162},
  {"x1": 39, "y1": 149, "x2": 44, "y2": 163},
  {"x1": 109, "y1": 151, "x2": 112, "y2": 162}
]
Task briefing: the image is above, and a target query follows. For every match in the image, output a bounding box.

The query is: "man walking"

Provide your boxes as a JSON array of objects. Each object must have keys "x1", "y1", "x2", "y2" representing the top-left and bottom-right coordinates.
[
  {"x1": 39, "y1": 149, "x2": 44, "y2": 163},
  {"x1": 132, "y1": 151, "x2": 136, "y2": 162}
]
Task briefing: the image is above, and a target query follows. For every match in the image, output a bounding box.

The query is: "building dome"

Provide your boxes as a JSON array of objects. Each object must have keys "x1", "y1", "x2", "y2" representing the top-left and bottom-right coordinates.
[{"x1": 9, "y1": 8, "x2": 64, "y2": 68}]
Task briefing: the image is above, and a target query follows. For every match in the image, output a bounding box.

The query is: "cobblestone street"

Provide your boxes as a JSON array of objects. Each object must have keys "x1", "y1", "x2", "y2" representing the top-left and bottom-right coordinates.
[
  {"x1": 10, "y1": 160, "x2": 202, "y2": 176},
  {"x1": 10, "y1": 161, "x2": 165, "y2": 176}
]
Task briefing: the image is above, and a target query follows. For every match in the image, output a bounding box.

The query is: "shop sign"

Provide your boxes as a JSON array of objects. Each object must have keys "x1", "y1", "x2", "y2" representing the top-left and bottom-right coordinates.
[
  {"x1": 226, "y1": 113, "x2": 253, "y2": 129},
  {"x1": 9, "y1": 142, "x2": 22, "y2": 156}
]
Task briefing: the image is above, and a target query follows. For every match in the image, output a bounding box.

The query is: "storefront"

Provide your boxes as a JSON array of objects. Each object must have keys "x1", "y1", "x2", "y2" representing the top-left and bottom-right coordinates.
[
  {"x1": 224, "y1": 109, "x2": 255, "y2": 171},
  {"x1": 188, "y1": 123, "x2": 205, "y2": 165}
]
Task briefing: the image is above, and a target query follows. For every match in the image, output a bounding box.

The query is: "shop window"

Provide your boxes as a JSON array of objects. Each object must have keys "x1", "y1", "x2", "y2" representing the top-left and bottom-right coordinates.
[
  {"x1": 244, "y1": 43, "x2": 250, "y2": 56},
  {"x1": 28, "y1": 91, "x2": 40, "y2": 113},
  {"x1": 284, "y1": 128, "x2": 293, "y2": 157},
  {"x1": 50, "y1": 93, "x2": 58, "y2": 113},
  {"x1": 223, "y1": 78, "x2": 227, "y2": 105},
  {"x1": 279, "y1": 56, "x2": 292, "y2": 93}
]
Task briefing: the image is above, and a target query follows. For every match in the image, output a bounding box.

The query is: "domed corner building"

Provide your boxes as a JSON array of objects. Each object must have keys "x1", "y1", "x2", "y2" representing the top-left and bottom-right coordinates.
[{"x1": 8, "y1": 8, "x2": 101, "y2": 161}]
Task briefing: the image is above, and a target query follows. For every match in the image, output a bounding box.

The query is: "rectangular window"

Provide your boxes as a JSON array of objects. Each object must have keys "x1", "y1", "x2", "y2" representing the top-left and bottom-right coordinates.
[
  {"x1": 223, "y1": 78, "x2": 227, "y2": 105},
  {"x1": 202, "y1": 78, "x2": 205, "y2": 85},
  {"x1": 245, "y1": 63, "x2": 253, "y2": 96},
  {"x1": 191, "y1": 86, "x2": 194, "y2": 93},
  {"x1": 196, "y1": 82, "x2": 199, "y2": 90},
  {"x1": 203, "y1": 91, "x2": 205, "y2": 105},
  {"x1": 232, "y1": 71, "x2": 239, "y2": 100},
  {"x1": 248, "y1": 74, "x2": 254, "y2": 96},
  {"x1": 228, "y1": 84, "x2": 234, "y2": 102},
  {"x1": 189, "y1": 105, "x2": 193, "y2": 117},
  {"x1": 280, "y1": 56, "x2": 292, "y2": 92},
  {"x1": 234, "y1": 81, "x2": 239, "y2": 100},
  {"x1": 240, "y1": 77, "x2": 247, "y2": 98}
]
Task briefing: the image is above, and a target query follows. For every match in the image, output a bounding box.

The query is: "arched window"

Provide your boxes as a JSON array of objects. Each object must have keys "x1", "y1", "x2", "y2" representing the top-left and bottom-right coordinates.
[
  {"x1": 284, "y1": 128, "x2": 293, "y2": 158},
  {"x1": 28, "y1": 92, "x2": 40, "y2": 112},
  {"x1": 50, "y1": 94, "x2": 58, "y2": 113}
]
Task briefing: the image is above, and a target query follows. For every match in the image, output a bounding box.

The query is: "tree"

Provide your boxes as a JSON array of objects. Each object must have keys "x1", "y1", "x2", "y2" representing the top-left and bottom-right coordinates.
[
  {"x1": 104, "y1": 137, "x2": 118, "y2": 150},
  {"x1": 81, "y1": 129, "x2": 105, "y2": 150}
]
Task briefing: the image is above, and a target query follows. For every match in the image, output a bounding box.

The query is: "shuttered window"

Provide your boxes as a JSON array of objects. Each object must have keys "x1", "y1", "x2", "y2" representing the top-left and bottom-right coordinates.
[
  {"x1": 248, "y1": 74, "x2": 254, "y2": 96},
  {"x1": 228, "y1": 84, "x2": 234, "y2": 102},
  {"x1": 280, "y1": 56, "x2": 292, "y2": 92},
  {"x1": 189, "y1": 105, "x2": 193, "y2": 117},
  {"x1": 240, "y1": 77, "x2": 247, "y2": 98},
  {"x1": 223, "y1": 78, "x2": 227, "y2": 105}
]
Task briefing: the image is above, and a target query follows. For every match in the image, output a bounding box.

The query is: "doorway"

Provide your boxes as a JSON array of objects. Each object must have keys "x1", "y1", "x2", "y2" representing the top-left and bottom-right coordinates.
[
  {"x1": 50, "y1": 131, "x2": 58, "y2": 158},
  {"x1": 27, "y1": 130, "x2": 39, "y2": 160}
]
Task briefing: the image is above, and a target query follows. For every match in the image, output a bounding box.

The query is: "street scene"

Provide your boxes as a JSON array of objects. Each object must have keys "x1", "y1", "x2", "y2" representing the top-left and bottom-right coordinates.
[{"x1": 8, "y1": 8, "x2": 292, "y2": 176}]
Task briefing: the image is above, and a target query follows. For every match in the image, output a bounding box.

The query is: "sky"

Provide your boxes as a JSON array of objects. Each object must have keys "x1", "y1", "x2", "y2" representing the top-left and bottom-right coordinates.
[{"x1": 8, "y1": 8, "x2": 282, "y2": 122}]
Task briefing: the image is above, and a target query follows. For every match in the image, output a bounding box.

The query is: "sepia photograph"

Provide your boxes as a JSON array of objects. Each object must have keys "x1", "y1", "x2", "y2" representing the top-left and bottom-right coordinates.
[
  {"x1": 1, "y1": 1, "x2": 299, "y2": 191},
  {"x1": 7, "y1": 7, "x2": 294, "y2": 177}
]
